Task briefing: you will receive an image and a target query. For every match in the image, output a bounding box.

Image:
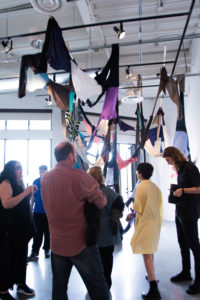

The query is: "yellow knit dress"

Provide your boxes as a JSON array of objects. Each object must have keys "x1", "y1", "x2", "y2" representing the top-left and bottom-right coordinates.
[{"x1": 131, "y1": 180, "x2": 163, "y2": 254}]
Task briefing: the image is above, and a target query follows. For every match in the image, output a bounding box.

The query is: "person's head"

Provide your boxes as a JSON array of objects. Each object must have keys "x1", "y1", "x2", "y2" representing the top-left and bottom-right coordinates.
[
  {"x1": 88, "y1": 166, "x2": 105, "y2": 185},
  {"x1": 136, "y1": 162, "x2": 154, "y2": 180},
  {"x1": 0, "y1": 160, "x2": 22, "y2": 185},
  {"x1": 54, "y1": 142, "x2": 75, "y2": 166},
  {"x1": 163, "y1": 146, "x2": 186, "y2": 170},
  {"x1": 39, "y1": 165, "x2": 48, "y2": 177}
]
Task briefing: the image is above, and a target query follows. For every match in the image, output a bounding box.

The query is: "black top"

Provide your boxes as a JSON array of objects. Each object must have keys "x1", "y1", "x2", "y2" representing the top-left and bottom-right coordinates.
[{"x1": 176, "y1": 161, "x2": 200, "y2": 219}]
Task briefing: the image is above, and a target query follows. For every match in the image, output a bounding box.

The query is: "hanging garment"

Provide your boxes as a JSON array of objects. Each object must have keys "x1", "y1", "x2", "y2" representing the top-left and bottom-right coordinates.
[
  {"x1": 71, "y1": 60, "x2": 102, "y2": 102},
  {"x1": 38, "y1": 16, "x2": 71, "y2": 73},
  {"x1": 46, "y1": 79, "x2": 74, "y2": 110},
  {"x1": 87, "y1": 87, "x2": 119, "y2": 149},
  {"x1": 86, "y1": 44, "x2": 119, "y2": 108},
  {"x1": 144, "y1": 107, "x2": 169, "y2": 157},
  {"x1": 173, "y1": 75, "x2": 190, "y2": 157},
  {"x1": 118, "y1": 118, "x2": 135, "y2": 132},
  {"x1": 117, "y1": 152, "x2": 137, "y2": 170},
  {"x1": 18, "y1": 53, "x2": 47, "y2": 98}
]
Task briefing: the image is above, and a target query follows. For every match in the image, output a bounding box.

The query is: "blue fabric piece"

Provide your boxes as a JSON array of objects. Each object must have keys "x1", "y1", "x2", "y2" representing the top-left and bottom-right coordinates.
[
  {"x1": 33, "y1": 177, "x2": 45, "y2": 214},
  {"x1": 173, "y1": 131, "x2": 189, "y2": 157}
]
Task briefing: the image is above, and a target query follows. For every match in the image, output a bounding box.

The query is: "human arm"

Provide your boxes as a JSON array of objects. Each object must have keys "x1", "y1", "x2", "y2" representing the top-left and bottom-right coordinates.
[
  {"x1": 174, "y1": 186, "x2": 200, "y2": 197},
  {"x1": 0, "y1": 180, "x2": 38, "y2": 209}
]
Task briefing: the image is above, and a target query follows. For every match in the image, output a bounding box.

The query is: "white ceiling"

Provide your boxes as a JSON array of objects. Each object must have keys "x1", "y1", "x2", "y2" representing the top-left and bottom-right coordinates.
[{"x1": 0, "y1": 0, "x2": 200, "y2": 100}]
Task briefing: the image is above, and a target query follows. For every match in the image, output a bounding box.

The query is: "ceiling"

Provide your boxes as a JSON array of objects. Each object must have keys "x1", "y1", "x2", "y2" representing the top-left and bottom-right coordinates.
[{"x1": 0, "y1": 0, "x2": 200, "y2": 101}]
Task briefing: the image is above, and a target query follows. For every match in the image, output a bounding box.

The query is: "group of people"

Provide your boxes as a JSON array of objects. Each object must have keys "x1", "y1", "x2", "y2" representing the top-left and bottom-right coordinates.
[{"x1": 0, "y1": 143, "x2": 200, "y2": 300}]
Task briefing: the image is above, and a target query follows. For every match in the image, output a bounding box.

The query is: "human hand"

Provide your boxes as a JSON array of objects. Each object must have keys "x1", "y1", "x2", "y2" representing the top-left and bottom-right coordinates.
[
  {"x1": 173, "y1": 188, "x2": 183, "y2": 197},
  {"x1": 25, "y1": 185, "x2": 38, "y2": 196}
]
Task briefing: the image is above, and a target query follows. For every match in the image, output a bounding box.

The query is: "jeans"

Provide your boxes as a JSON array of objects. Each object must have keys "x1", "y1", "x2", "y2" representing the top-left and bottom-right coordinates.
[
  {"x1": 51, "y1": 246, "x2": 110, "y2": 300},
  {"x1": 99, "y1": 245, "x2": 114, "y2": 288},
  {"x1": 176, "y1": 215, "x2": 200, "y2": 283}
]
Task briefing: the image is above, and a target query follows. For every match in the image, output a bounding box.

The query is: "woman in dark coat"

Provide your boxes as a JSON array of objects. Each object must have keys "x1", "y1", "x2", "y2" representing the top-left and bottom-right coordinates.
[
  {"x1": 163, "y1": 147, "x2": 200, "y2": 295},
  {"x1": 88, "y1": 166, "x2": 124, "y2": 289},
  {"x1": 0, "y1": 161, "x2": 37, "y2": 300}
]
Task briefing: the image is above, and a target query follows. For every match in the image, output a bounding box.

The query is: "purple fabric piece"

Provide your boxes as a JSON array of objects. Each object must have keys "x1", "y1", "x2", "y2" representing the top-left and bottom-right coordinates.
[
  {"x1": 118, "y1": 118, "x2": 135, "y2": 131},
  {"x1": 91, "y1": 87, "x2": 118, "y2": 138}
]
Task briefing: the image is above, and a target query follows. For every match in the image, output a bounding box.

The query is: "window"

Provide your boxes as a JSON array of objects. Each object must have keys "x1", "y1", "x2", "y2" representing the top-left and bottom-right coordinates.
[
  {"x1": 0, "y1": 120, "x2": 5, "y2": 130},
  {"x1": 6, "y1": 120, "x2": 29, "y2": 130},
  {"x1": 119, "y1": 144, "x2": 133, "y2": 201},
  {"x1": 29, "y1": 120, "x2": 51, "y2": 130}
]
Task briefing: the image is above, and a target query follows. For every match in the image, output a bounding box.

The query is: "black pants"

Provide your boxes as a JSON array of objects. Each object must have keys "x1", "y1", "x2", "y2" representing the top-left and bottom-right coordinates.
[
  {"x1": 176, "y1": 215, "x2": 200, "y2": 284},
  {"x1": 32, "y1": 213, "x2": 50, "y2": 254},
  {"x1": 99, "y1": 245, "x2": 115, "y2": 289}
]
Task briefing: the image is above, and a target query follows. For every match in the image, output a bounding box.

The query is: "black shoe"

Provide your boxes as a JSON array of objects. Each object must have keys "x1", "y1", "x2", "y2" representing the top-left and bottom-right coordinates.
[
  {"x1": 44, "y1": 249, "x2": 50, "y2": 258},
  {"x1": 186, "y1": 283, "x2": 200, "y2": 295},
  {"x1": 0, "y1": 292, "x2": 16, "y2": 300},
  {"x1": 17, "y1": 284, "x2": 35, "y2": 296},
  {"x1": 142, "y1": 290, "x2": 161, "y2": 299},
  {"x1": 170, "y1": 272, "x2": 192, "y2": 282},
  {"x1": 27, "y1": 251, "x2": 38, "y2": 262}
]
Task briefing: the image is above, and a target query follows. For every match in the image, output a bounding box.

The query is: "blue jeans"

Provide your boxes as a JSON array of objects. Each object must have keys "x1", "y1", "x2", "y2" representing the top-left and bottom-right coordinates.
[{"x1": 51, "y1": 246, "x2": 110, "y2": 300}]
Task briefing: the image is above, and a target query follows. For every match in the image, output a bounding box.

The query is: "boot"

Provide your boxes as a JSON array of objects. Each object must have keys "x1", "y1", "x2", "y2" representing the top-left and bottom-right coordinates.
[{"x1": 142, "y1": 280, "x2": 161, "y2": 299}]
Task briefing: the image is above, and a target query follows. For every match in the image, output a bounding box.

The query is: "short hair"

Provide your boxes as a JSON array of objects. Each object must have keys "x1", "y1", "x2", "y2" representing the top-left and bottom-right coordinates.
[
  {"x1": 137, "y1": 162, "x2": 154, "y2": 179},
  {"x1": 54, "y1": 142, "x2": 74, "y2": 162},
  {"x1": 88, "y1": 166, "x2": 105, "y2": 185},
  {"x1": 163, "y1": 146, "x2": 186, "y2": 169},
  {"x1": 39, "y1": 165, "x2": 47, "y2": 171}
]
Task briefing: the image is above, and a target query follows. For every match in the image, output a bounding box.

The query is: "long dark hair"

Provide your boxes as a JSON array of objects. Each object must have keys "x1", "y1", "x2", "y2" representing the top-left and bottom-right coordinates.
[{"x1": 0, "y1": 160, "x2": 22, "y2": 195}]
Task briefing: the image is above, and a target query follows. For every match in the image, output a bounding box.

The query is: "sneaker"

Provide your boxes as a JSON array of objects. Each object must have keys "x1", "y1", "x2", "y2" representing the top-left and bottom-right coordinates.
[
  {"x1": 17, "y1": 284, "x2": 35, "y2": 296},
  {"x1": 27, "y1": 251, "x2": 38, "y2": 262},
  {"x1": 0, "y1": 292, "x2": 16, "y2": 300},
  {"x1": 170, "y1": 271, "x2": 192, "y2": 282},
  {"x1": 186, "y1": 283, "x2": 200, "y2": 295},
  {"x1": 44, "y1": 249, "x2": 50, "y2": 258}
]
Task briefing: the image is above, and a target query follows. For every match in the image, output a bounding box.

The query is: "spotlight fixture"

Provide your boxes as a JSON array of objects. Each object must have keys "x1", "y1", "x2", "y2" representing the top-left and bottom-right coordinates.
[
  {"x1": 125, "y1": 66, "x2": 133, "y2": 79},
  {"x1": 113, "y1": 22, "x2": 126, "y2": 39}
]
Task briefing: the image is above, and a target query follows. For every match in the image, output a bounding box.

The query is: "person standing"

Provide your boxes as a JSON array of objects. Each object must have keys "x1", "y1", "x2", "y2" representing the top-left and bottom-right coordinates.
[
  {"x1": 88, "y1": 166, "x2": 124, "y2": 289},
  {"x1": 163, "y1": 146, "x2": 200, "y2": 295},
  {"x1": 130, "y1": 163, "x2": 162, "y2": 299},
  {"x1": 41, "y1": 142, "x2": 110, "y2": 300},
  {"x1": 0, "y1": 160, "x2": 37, "y2": 299},
  {"x1": 28, "y1": 165, "x2": 50, "y2": 261}
]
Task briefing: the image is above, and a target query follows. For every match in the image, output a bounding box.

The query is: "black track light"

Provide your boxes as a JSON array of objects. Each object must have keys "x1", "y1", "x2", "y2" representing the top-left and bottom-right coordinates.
[{"x1": 113, "y1": 22, "x2": 126, "y2": 39}]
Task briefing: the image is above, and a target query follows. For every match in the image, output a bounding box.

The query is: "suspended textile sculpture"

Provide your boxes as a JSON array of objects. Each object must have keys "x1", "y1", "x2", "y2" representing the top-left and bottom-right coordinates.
[
  {"x1": 38, "y1": 16, "x2": 71, "y2": 73},
  {"x1": 71, "y1": 60, "x2": 102, "y2": 103},
  {"x1": 118, "y1": 118, "x2": 135, "y2": 132},
  {"x1": 132, "y1": 67, "x2": 182, "y2": 158},
  {"x1": 117, "y1": 152, "x2": 137, "y2": 170},
  {"x1": 144, "y1": 107, "x2": 169, "y2": 157},
  {"x1": 173, "y1": 75, "x2": 190, "y2": 157},
  {"x1": 86, "y1": 44, "x2": 119, "y2": 149}
]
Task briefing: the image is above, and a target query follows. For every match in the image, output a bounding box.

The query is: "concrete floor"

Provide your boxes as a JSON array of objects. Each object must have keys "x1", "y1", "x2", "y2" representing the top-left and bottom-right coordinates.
[{"x1": 9, "y1": 220, "x2": 200, "y2": 300}]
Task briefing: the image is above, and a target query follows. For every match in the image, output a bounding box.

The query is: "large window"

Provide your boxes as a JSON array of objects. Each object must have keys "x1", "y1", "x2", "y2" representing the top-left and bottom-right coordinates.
[{"x1": 0, "y1": 110, "x2": 52, "y2": 185}]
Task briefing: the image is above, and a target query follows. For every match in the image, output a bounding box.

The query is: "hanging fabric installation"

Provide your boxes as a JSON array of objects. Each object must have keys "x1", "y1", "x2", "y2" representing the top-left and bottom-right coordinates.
[
  {"x1": 38, "y1": 16, "x2": 71, "y2": 73},
  {"x1": 173, "y1": 75, "x2": 190, "y2": 157},
  {"x1": 144, "y1": 106, "x2": 169, "y2": 157}
]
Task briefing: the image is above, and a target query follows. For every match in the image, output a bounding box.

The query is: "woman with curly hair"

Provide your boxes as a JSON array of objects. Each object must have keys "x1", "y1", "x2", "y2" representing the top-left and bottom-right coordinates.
[{"x1": 163, "y1": 146, "x2": 200, "y2": 295}]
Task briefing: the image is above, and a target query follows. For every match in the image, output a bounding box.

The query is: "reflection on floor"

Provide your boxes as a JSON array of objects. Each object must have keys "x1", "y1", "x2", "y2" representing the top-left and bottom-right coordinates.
[{"x1": 9, "y1": 221, "x2": 200, "y2": 300}]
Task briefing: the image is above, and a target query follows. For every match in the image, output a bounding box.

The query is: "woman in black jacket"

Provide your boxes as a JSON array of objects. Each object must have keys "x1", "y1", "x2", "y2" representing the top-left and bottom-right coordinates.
[
  {"x1": 0, "y1": 161, "x2": 37, "y2": 300},
  {"x1": 163, "y1": 147, "x2": 200, "y2": 295}
]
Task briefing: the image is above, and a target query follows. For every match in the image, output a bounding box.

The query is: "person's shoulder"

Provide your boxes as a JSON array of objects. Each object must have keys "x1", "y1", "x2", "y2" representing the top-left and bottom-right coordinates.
[{"x1": 33, "y1": 177, "x2": 40, "y2": 184}]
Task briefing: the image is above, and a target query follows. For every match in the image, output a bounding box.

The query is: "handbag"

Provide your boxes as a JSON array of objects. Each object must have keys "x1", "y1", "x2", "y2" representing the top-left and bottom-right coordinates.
[{"x1": 168, "y1": 184, "x2": 180, "y2": 204}]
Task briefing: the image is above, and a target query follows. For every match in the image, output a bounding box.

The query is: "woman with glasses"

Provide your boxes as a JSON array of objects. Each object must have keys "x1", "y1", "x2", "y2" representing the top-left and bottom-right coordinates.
[{"x1": 0, "y1": 160, "x2": 37, "y2": 300}]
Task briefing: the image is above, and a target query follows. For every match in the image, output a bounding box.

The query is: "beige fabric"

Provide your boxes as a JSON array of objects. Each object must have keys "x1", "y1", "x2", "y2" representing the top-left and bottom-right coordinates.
[{"x1": 131, "y1": 180, "x2": 162, "y2": 254}]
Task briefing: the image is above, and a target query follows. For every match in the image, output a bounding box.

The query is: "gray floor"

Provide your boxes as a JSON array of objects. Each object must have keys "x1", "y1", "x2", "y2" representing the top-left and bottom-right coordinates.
[{"x1": 9, "y1": 220, "x2": 200, "y2": 300}]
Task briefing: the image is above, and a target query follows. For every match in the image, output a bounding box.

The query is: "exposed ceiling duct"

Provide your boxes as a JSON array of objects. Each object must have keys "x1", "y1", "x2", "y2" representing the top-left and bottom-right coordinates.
[{"x1": 30, "y1": 0, "x2": 66, "y2": 14}]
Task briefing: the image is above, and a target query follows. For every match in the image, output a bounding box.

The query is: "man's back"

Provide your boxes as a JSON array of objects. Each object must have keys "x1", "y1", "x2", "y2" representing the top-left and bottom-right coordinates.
[{"x1": 41, "y1": 160, "x2": 106, "y2": 257}]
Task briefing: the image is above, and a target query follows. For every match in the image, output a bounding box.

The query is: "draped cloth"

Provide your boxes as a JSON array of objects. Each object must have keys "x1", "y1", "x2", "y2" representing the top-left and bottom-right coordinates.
[{"x1": 38, "y1": 16, "x2": 71, "y2": 73}]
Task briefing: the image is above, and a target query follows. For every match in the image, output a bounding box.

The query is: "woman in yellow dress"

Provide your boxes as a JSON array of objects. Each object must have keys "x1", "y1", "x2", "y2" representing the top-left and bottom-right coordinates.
[{"x1": 131, "y1": 163, "x2": 163, "y2": 299}]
